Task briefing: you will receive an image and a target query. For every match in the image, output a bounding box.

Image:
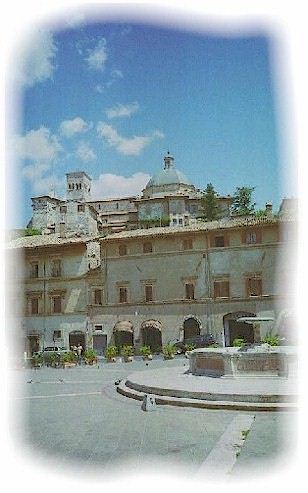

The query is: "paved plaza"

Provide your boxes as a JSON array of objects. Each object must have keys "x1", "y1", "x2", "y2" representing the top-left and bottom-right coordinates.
[{"x1": 10, "y1": 356, "x2": 295, "y2": 479}]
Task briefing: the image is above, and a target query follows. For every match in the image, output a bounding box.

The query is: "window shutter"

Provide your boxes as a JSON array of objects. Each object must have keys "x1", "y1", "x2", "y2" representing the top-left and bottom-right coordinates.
[
  {"x1": 241, "y1": 230, "x2": 247, "y2": 244},
  {"x1": 213, "y1": 282, "x2": 219, "y2": 298},
  {"x1": 256, "y1": 229, "x2": 262, "y2": 244}
]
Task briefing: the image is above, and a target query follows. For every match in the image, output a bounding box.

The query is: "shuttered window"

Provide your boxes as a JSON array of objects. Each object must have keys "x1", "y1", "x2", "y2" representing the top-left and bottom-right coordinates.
[
  {"x1": 145, "y1": 285, "x2": 153, "y2": 302},
  {"x1": 213, "y1": 280, "x2": 230, "y2": 298},
  {"x1": 185, "y1": 283, "x2": 195, "y2": 300},
  {"x1": 119, "y1": 287, "x2": 128, "y2": 303},
  {"x1": 246, "y1": 277, "x2": 262, "y2": 296}
]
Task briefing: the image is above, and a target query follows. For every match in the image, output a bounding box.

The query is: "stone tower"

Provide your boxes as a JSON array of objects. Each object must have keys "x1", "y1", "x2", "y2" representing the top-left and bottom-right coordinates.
[{"x1": 66, "y1": 171, "x2": 91, "y2": 202}]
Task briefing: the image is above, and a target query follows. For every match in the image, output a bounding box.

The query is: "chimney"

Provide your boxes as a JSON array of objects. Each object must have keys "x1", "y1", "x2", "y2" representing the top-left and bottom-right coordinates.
[{"x1": 265, "y1": 202, "x2": 273, "y2": 217}]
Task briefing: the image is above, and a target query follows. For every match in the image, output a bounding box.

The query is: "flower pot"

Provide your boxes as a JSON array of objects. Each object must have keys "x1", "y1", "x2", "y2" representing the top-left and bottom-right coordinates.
[
  {"x1": 124, "y1": 356, "x2": 134, "y2": 363},
  {"x1": 107, "y1": 357, "x2": 117, "y2": 363}
]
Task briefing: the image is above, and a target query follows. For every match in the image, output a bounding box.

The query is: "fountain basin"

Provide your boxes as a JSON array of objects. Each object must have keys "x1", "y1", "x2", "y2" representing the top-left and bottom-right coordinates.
[{"x1": 189, "y1": 346, "x2": 296, "y2": 378}]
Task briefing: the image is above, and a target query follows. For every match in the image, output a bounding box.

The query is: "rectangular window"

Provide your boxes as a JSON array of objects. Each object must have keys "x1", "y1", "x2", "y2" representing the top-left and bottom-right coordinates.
[
  {"x1": 93, "y1": 289, "x2": 102, "y2": 305},
  {"x1": 119, "y1": 244, "x2": 127, "y2": 256},
  {"x1": 52, "y1": 296, "x2": 62, "y2": 313},
  {"x1": 60, "y1": 205, "x2": 67, "y2": 213},
  {"x1": 214, "y1": 235, "x2": 225, "y2": 247},
  {"x1": 51, "y1": 259, "x2": 61, "y2": 277},
  {"x1": 143, "y1": 242, "x2": 153, "y2": 253},
  {"x1": 213, "y1": 280, "x2": 230, "y2": 298},
  {"x1": 145, "y1": 284, "x2": 153, "y2": 302},
  {"x1": 185, "y1": 283, "x2": 195, "y2": 300},
  {"x1": 246, "y1": 232, "x2": 257, "y2": 244},
  {"x1": 119, "y1": 287, "x2": 128, "y2": 303},
  {"x1": 53, "y1": 330, "x2": 62, "y2": 339},
  {"x1": 30, "y1": 298, "x2": 39, "y2": 315},
  {"x1": 94, "y1": 325, "x2": 103, "y2": 331},
  {"x1": 183, "y1": 238, "x2": 193, "y2": 250},
  {"x1": 246, "y1": 276, "x2": 262, "y2": 297},
  {"x1": 77, "y1": 204, "x2": 85, "y2": 212},
  {"x1": 30, "y1": 262, "x2": 39, "y2": 278}
]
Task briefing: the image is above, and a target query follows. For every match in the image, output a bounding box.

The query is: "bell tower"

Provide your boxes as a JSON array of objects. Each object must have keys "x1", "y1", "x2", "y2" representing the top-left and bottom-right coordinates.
[{"x1": 66, "y1": 171, "x2": 91, "y2": 202}]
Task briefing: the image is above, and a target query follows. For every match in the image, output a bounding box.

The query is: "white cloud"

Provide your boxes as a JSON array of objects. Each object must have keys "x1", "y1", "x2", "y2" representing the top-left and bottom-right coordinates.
[
  {"x1": 97, "y1": 123, "x2": 164, "y2": 156},
  {"x1": 110, "y1": 69, "x2": 123, "y2": 79},
  {"x1": 106, "y1": 102, "x2": 139, "y2": 119},
  {"x1": 86, "y1": 38, "x2": 107, "y2": 71},
  {"x1": 66, "y1": 12, "x2": 86, "y2": 28},
  {"x1": 14, "y1": 126, "x2": 65, "y2": 197},
  {"x1": 14, "y1": 127, "x2": 62, "y2": 163},
  {"x1": 75, "y1": 141, "x2": 96, "y2": 163},
  {"x1": 59, "y1": 117, "x2": 92, "y2": 137},
  {"x1": 91, "y1": 172, "x2": 151, "y2": 199},
  {"x1": 15, "y1": 30, "x2": 57, "y2": 87}
]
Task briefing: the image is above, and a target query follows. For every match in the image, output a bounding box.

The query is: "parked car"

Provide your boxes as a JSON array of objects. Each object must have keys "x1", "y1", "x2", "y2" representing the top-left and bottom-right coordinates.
[
  {"x1": 169, "y1": 334, "x2": 217, "y2": 354},
  {"x1": 35, "y1": 346, "x2": 68, "y2": 355}
]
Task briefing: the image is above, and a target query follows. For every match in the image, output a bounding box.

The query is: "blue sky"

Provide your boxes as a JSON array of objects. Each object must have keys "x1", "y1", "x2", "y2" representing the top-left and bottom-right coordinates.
[{"x1": 11, "y1": 15, "x2": 287, "y2": 227}]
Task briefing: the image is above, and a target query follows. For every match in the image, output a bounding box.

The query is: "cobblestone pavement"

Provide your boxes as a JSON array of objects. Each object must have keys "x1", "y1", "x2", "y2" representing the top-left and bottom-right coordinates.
[{"x1": 10, "y1": 356, "x2": 295, "y2": 480}]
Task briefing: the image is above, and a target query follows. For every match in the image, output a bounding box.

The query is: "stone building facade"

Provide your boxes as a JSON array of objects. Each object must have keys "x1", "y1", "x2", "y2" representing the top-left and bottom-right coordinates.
[
  {"x1": 9, "y1": 153, "x2": 295, "y2": 356},
  {"x1": 8, "y1": 213, "x2": 295, "y2": 356}
]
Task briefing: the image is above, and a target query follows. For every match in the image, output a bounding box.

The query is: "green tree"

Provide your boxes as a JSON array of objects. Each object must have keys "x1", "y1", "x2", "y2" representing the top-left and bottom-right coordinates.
[
  {"x1": 231, "y1": 186, "x2": 256, "y2": 216},
  {"x1": 200, "y1": 183, "x2": 223, "y2": 221}
]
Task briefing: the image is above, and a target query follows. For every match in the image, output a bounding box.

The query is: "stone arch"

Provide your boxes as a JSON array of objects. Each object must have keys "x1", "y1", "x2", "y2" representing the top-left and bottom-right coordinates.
[
  {"x1": 141, "y1": 320, "x2": 162, "y2": 352},
  {"x1": 183, "y1": 316, "x2": 201, "y2": 341},
  {"x1": 113, "y1": 321, "x2": 134, "y2": 349},
  {"x1": 223, "y1": 312, "x2": 256, "y2": 347}
]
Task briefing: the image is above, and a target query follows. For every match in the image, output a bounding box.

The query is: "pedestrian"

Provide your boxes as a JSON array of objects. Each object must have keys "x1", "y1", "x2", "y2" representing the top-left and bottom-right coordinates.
[{"x1": 77, "y1": 343, "x2": 83, "y2": 364}]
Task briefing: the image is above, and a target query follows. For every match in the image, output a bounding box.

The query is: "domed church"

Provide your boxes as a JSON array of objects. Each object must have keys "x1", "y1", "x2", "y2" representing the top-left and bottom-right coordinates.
[{"x1": 29, "y1": 152, "x2": 233, "y2": 235}]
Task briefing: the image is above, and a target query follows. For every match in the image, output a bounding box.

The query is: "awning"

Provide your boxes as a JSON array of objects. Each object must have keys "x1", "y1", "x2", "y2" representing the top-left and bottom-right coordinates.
[
  {"x1": 113, "y1": 321, "x2": 133, "y2": 332},
  {"x1": 141, "y1": 320, "x2": 162, "y2": 331}
]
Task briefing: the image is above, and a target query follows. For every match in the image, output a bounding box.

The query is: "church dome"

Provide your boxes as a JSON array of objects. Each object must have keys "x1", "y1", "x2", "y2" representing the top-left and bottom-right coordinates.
[{"x1": 145, "y1": 152, "x2": 192, "y2": 189}]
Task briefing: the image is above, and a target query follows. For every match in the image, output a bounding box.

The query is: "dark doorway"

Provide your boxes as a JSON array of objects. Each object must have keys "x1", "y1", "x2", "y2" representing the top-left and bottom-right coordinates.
[
  {"x1": 223, "y1": 312, "x2": 256, "y2": 346},
  {"x1": 183, "y1": 317, "x2": 201, "y2": 341},
  {"x1": 141, "y1": 322, "x2": 162, "y2": 352},
  {"x1": 93, "y1": 334, "x2": 107, "y2": 355},
  {"x1": 27, "y1": 335, "x2": 40, "y2": 355},
  {"x1": 69, "y1": 331, "x2": 86, "y2": 351},
  {"x1": 114, "y1": 330, "x2": 133, "y2": 349}
]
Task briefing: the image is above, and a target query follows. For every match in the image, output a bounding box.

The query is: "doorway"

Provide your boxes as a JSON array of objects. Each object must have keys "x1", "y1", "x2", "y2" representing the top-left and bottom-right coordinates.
[{"x1": 183, "y1": 317, "x2": 201, "y2": 341}]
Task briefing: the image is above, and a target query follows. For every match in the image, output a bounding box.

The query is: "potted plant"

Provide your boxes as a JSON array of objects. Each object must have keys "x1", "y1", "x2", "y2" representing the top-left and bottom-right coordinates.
[
  {"x1": 139, "y1": 345, "x2": 153, "y2": 360},
  {"x1": 61, "y1": 351, "x2": 78, "y2": 368},
  {"x1": 83, "y1": 348, "x2": 98, "y2": 365},
  {"x1": 43, "y1": 352, "x2": 61, "y2": 368},
  {"x1": 162, "y1": 343, "x2": 176, "y2": 360},
  {"x1": 261, "y1": 334, "x2": 280, "y2": 346},
  {"x1": 31, "y1": 353, "x2": 43, "y2": 368},
  {"x1": 121, "y1": 345, "x2": 134, "y2": 362},
  {"x1": 105, "y1": 345, "x2": 118, "y2": 362},
  {"x1": 232, "y1": 338, "x2": 246, "y2": 348},
  {"x1": 184, "y1": 343, "x2": 196, "y2": 358}
]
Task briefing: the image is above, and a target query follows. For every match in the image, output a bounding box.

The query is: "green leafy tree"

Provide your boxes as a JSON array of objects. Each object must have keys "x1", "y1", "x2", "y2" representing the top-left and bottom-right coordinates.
[
  {"x1": 200, "y1": 183, "x2": 223, "y2": 221},
  {"x1": 254, "y1": 209, "x2": 267, "y2": 218},
  {"x1": 231, "y1": 186, "x2": 256, "y2": 216}
]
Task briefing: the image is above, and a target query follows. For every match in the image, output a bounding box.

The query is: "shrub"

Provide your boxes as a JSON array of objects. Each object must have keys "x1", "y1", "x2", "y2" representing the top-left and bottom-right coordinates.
[
  {"x1": 139, "y1": 345, "x2": 152, "y2": 357},
  {"x1": 43, "y1": 352, "x2": 61, "y2": 367},
  {"x1": 61, "y1": 351, "x2": 78, "y2": 364},
  {"x1": 184, "y1": 343, "x2": 196, "y2": 352},
  {"x1": 83, "y1": 348, "x2": 98, "y2": 364},
  {"x1": 105, "y1": 345, "x2": 118, "y2": 360},
  {"x1": 162, "y1": 343, "x2": 176, "y2": 358},
  {"x1": 31, "y1": 353, "x2": 43, "y2": 367},
  {"x1": 121, "y1": 345, "x2": 134, "y2": 358},
  {"x1": 232, "y1": 338, "x2": 246, "y2": 347},
  {"x1": 261, "y1": 334, "x2": 280, "y2": 346}
]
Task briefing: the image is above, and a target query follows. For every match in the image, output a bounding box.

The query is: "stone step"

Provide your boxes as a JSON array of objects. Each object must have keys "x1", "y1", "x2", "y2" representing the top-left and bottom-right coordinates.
[{"x1": 117, "y1": 379, "x2": 297, "y2": 412}]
